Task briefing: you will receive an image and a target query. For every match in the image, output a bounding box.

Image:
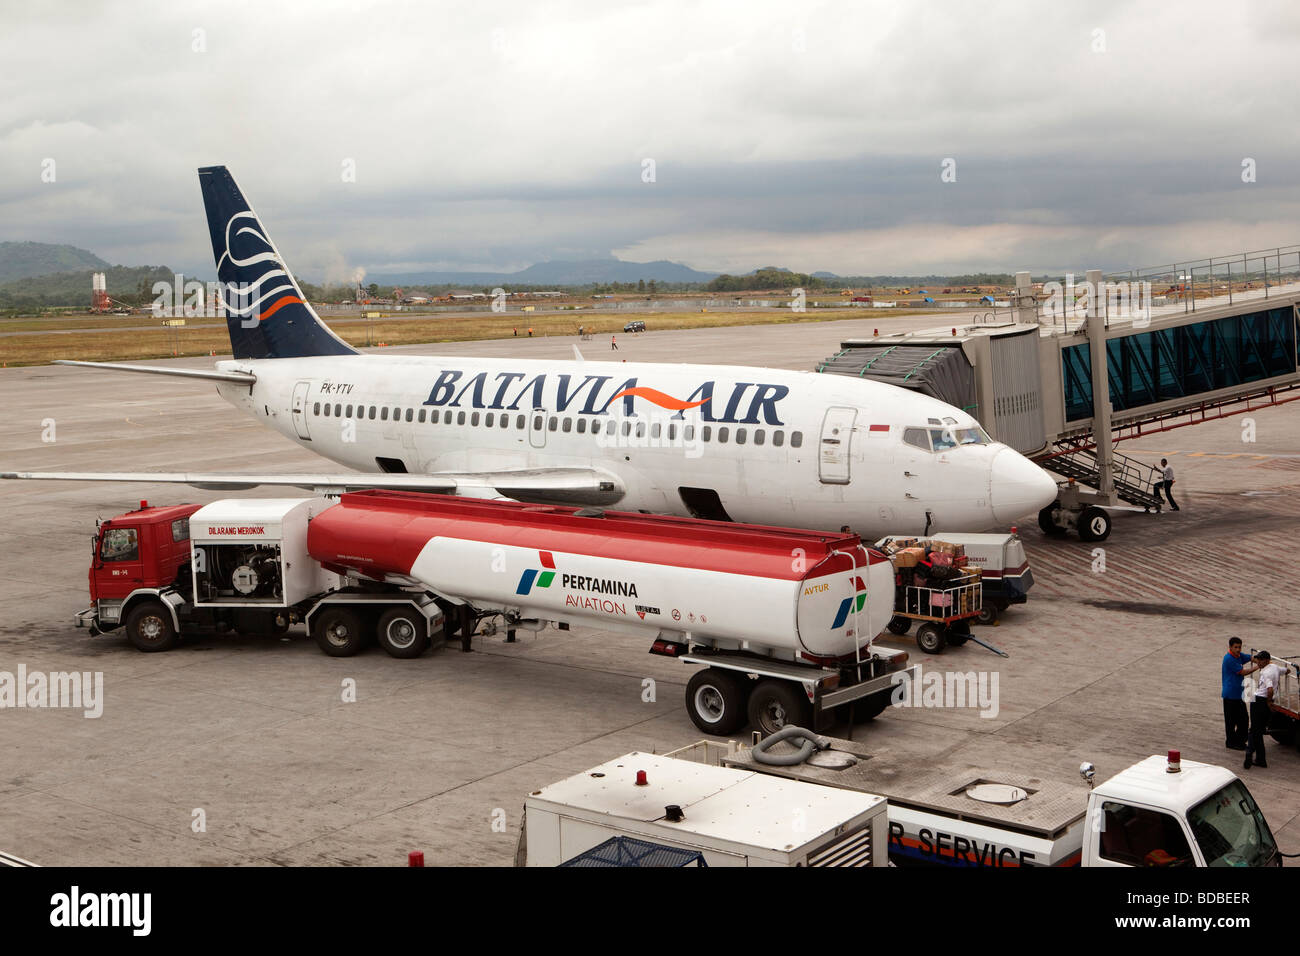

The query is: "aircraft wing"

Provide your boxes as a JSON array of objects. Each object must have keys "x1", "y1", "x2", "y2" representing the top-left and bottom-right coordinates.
[
  {"x1": 0, "y1": 468, "x2": 624, "y2": 506},
  {"x1": 54, "y1": 360, "x2": 256, "y2": 385}
]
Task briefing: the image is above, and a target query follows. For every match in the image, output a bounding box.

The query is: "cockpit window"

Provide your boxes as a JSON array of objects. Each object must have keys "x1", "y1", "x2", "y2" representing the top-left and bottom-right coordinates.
[
  {"x1": 908, "y1": 425, "x2": 992, "y2": 452},
  {"x1": 903, "y1": 427, "x2": 931, "y2": 451}
]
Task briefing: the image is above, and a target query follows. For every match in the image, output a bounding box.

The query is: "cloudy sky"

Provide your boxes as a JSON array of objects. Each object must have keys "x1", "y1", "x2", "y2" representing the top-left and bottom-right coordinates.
[{"x1": 3, "y1": 0, "x2": 1299, "y2": 280}]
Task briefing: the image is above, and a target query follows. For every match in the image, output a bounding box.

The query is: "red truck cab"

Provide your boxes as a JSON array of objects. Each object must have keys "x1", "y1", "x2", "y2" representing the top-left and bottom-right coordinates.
[{"x1": 85, "y1": 501, "x2": 200, "y2": 642}]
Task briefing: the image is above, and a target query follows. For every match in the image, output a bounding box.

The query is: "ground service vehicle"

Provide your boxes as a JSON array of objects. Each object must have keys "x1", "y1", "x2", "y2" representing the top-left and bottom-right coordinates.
[
  {"x1": 722, "y1": 737, "x2": 1280, "y2": 867},
  {"x1": 80, "y1": 498, "x2": 443, "y2": 656},
  {"x1": 519, "y1": 748, "x2": 888, "y2": 867},
  {"x1": 878, "y1": 531, "x2": 1032, "y2": 625},
  {"x1": 79, "y1": 492, "x2": 913, "y2": 733}
]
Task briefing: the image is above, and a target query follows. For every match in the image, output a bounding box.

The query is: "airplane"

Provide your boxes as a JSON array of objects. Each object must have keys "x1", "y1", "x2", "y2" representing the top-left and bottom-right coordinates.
[{"x1": 2, "y1": 166, "x2": 1057, "y2": 537}]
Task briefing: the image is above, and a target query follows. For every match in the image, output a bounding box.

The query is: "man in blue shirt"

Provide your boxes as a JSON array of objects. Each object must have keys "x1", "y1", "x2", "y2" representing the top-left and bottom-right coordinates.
[{"x1": 1221, "y1": 637, "x2": 1251, "y2": 750}]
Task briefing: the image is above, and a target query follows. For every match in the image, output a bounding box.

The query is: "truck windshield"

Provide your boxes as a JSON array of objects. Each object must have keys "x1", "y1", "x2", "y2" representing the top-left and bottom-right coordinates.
[{"x1": 1188, "y1": 780, "x2": 1277, "y2": 867}]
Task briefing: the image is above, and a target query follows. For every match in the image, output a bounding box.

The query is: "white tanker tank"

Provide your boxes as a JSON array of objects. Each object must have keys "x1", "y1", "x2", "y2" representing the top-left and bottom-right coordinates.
[
  {"x1": 305, "y1": 490, "x2": 895, "y2": 662},
  {"x1": 307, "y1": 491, "x2": 910, "y2": 736}
]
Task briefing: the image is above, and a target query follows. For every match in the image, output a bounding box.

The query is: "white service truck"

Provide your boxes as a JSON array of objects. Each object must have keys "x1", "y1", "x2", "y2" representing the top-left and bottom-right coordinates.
[
  {"x1": 520, "y1": 748, "x2": 889, "y2": 867},
  {"x1": 721, "y1": 736, "x2": 1281, "y2": 867}
]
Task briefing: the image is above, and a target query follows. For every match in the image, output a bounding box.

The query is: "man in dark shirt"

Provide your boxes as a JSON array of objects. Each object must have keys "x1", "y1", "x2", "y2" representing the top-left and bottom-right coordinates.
[{"x1": 1221, "y1": 637, "x2": 1251, "y2": 750}]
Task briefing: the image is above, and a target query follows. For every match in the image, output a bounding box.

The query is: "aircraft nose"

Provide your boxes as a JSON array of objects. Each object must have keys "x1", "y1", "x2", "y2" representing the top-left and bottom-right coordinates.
[{"x1": 990, "y1": 448, "x2": 1058, "y2": 525}]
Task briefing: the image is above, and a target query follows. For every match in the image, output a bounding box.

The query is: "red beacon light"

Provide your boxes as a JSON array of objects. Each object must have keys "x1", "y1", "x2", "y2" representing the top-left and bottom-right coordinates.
[
  {"x1": 139, "y1": 500, "x2": 149, "y2": 511},
  {"x1": 635, "y1": 770, "x2": 648, "y2": 786},
  {"x1": 1167, "y1": 749, "x2": 1181, "y2": 773}
]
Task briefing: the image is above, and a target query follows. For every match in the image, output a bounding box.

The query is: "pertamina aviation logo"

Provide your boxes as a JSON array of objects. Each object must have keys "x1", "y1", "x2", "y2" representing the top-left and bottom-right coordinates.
[
  {"x1": 831, "y1": 576, "x2": 869, "y2": 629},
  {"x1": 515, "y1": 551, "x2": 557, "y2": 595}
]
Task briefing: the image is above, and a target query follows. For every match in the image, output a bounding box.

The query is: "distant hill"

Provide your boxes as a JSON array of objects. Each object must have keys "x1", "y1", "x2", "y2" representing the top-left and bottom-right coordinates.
[
  {"x1": 0, "y1": 242, "x2": 108, "y2": 284},
  {"x1": 0, "y1": 265, "x2": 176, "y2": 310},
  {"x1": 374, "y1": 257, "x2": 718, "y2": 287}
]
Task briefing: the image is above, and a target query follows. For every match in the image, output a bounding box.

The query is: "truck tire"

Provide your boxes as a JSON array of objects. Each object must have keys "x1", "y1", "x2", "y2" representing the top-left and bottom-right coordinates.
[
  {"x1": 857, "y1": 689, "x2": 893, "y2": 721},
  {"x1": 886, "y1": 615, "x2": 911, "y2": 636},
  {"x1": 976, "y1": 604, "x2": 998, "y2": 626},
  {"x1": 377, "y1": 607, "x2": 429, "y2": 659},
  {"x1": 916, "y1": 622, "x2": 946, "y2": 654},
  {"x1": 1038, "y1": 504, "x2": 1067, "y2": 537},
  {"x1": 685, "y1": 669, "x2": 749, "y2": 736},
  {"x1": 1077, "y1": 506, "x2": 1111, "y2": 542},
  {"x1": 125, "y1": 600, "x2": 178, "y2": 652},
  {"x1": 313, "y1": 607, "x2": 366, "y2": 657},
  {"x1": 747, "y1": 679, "x2": 812, "y2": 736}
]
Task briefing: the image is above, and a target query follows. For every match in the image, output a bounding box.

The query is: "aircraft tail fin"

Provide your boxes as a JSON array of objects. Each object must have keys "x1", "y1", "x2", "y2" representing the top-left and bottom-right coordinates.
[{"x1": 198, "y1": 166, "x2": 358, "y2": 360}]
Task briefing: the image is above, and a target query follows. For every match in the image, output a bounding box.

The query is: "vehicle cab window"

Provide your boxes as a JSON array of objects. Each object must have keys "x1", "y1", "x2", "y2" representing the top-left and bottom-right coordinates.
[
  {"x1": 101, "y1": 527, "x2": 139, "y2": 562},
  {"x1": 171, "y1": 518, "x2": 190, "y2": 543},
  {"x1": 1098, "y1": 802, "x2": 1195, "y2": 867}
]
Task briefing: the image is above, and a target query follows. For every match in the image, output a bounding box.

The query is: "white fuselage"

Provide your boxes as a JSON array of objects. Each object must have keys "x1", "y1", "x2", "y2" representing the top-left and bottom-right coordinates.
[{"x1": 215, "y1": 354, "x2": 1056, "y2": 537}]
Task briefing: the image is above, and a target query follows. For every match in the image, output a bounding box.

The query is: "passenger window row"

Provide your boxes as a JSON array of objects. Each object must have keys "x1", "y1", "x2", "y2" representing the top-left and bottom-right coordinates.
[{"x1": 309, "y1": 401, "x2": 803, "y2": 447}]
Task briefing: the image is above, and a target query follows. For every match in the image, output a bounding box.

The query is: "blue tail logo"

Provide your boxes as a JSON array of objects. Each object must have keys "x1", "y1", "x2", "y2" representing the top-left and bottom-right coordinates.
[{"x1": 198, "y1": 166, "x2": 358, "y2": 360}]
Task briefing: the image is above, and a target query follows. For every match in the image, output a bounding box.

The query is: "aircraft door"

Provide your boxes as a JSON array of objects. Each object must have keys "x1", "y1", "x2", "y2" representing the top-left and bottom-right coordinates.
[
  {"x1": 818, "y1": 406, "x2": 856, "y2": 484},
  {"x1": 291, "y1": 381, "x2": 312, "y2": 441},
  {"x1": 529, "y1": 408, "x2": 547, "y2": 449}
]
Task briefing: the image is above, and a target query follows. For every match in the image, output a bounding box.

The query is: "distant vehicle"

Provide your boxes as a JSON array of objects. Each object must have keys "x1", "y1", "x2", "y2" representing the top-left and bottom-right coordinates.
[{"x1": 623, "y1": 320, "x2": 646, "y2": 332}]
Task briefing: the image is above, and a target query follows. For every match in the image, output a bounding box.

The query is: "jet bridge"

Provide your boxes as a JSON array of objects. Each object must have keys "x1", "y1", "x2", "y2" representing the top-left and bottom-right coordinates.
[{"x1": 819, "y1": 249, "x2": 1300, "y2": 540}]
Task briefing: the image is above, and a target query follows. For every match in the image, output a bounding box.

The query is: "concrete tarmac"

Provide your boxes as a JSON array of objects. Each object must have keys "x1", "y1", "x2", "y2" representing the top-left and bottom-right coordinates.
[{"x1": 1, "y1": 316, "x2": 1297, "y2": 866}]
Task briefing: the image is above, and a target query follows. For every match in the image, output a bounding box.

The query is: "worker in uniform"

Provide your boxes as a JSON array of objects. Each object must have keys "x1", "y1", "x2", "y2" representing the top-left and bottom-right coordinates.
[
  {"x1": 1156, "y1": 458, "x2": 1179, "y2": 511},
  {"x1": 1221, "y1": 637, "x2": 1251, "y2": 750},
  {"x1": 611, "y1": 335, "x2": 619, "y2": 351},
  {"x1": 1244, "y1": 651, "x2": 1279, "y2": 769}
]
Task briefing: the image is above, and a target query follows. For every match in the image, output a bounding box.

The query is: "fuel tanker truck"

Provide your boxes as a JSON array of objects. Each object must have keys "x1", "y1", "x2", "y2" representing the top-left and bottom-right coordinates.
[{"x1": 77, "y1": 490, "x2": 910, "y2": 735}]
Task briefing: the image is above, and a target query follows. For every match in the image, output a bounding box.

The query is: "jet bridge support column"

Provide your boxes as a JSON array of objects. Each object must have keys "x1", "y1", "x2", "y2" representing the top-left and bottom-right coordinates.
[
  {"x1": 1039, "y1": 269, "x2": 1117, "y2": 543},
  {"x1": 1086, "y1": 269, "x2": 1116, "y2": 502}
]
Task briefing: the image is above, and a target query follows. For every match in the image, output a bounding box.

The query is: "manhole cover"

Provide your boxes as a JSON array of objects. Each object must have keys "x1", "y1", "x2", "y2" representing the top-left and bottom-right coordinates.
[{"x1": 966, "y1": 784, "x2": 1027, "y2": 804}]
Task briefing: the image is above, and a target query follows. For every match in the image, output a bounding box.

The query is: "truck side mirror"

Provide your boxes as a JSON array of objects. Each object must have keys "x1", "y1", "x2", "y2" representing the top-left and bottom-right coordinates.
[{"x1": 1079, "y1": 762, "x2": 1096, "y2": 788}]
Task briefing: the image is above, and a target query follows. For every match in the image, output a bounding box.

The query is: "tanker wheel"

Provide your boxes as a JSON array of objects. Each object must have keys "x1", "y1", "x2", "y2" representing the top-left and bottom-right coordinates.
[
  {"x1": 747, "y1": 679, "x2": 812, "y2": 736},
  {"x1": 857, "y1": 689, "x2": 893, "y2": 722},
  {"x1": 125, "y1": 600, "x2": 178, "y2": 653},
  {"x1": 377, "y1": 607, "x2": 430, "y2": 659},
  {"x1": 685, "y1": 669, "x2": 749, "y2": 736},
  {"x1": 916, "y1": 622, "x2": 946, "y2": 654},
  {"x1": 313, "y1": 607, "x2": 366, "y2": 657},
  {"x1": 886, "y1": 615, "x2": 911, "y2": 635},
  {"x1": 976, "y1": 605, "x2": 998, "y2": 626}
]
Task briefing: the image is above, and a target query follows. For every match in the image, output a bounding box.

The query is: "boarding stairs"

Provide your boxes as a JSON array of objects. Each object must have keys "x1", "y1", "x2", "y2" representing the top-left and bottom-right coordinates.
[{"x1": 1037, "y1": 443, "x2": 1165, "y2": 511}]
